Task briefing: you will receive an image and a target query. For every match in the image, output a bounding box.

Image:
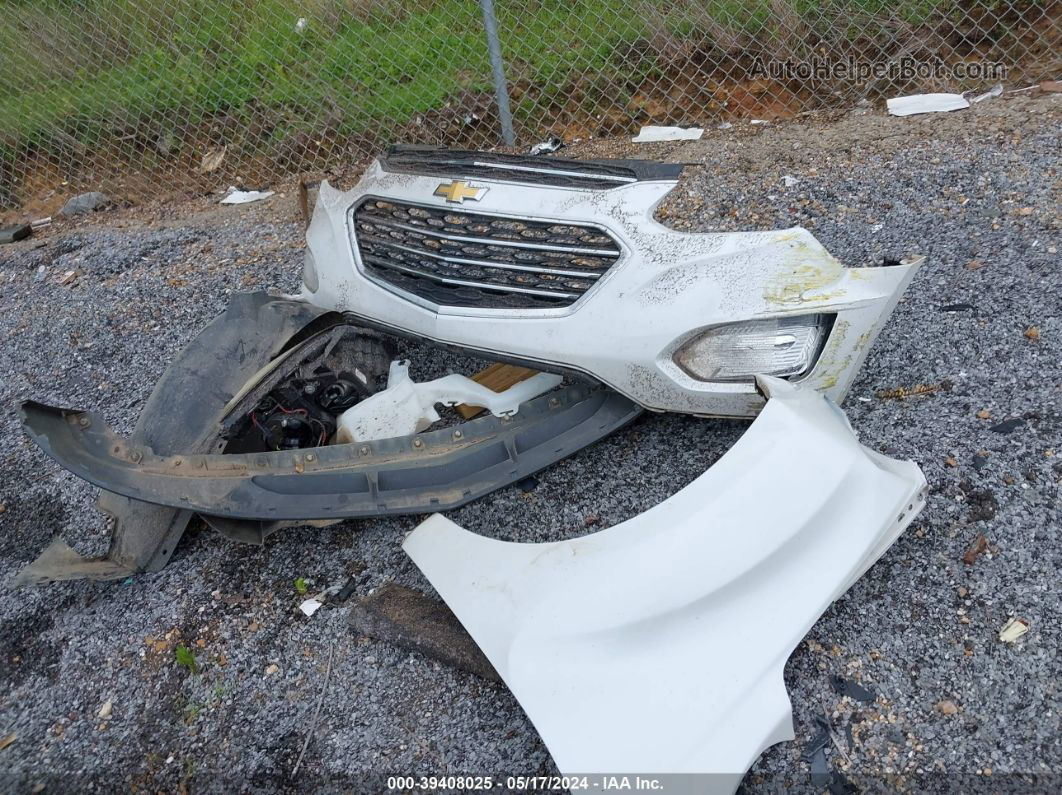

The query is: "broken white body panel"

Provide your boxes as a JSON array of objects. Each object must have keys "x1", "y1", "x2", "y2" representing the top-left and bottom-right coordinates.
[
  {"x1": 404, "y1": 376, "x2": 927, "y2": 792},
  {"x1": 219, "y1": 186, "x2": 275, "y2": 204},
  {"x1": 632, "y1": 125, "x2": 704, "y2": 142},
  {"x1": 335, "y1": 360, "x2": 562, "y2": 443},
  {"x1": 301, "y1": 154, "x2": 922, "y2": 417},
  {"x1": 886, "y1": 93, "x2": 970, "y2": 116}
]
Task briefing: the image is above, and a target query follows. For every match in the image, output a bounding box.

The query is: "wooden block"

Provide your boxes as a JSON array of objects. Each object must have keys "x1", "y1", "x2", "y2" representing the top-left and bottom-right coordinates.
[
  {"x1": 455, "y1": 363, "x2": 540, "y2": 419},
  {"x1": 297, "y1": 176, "x2": 310, "y2": 229}
]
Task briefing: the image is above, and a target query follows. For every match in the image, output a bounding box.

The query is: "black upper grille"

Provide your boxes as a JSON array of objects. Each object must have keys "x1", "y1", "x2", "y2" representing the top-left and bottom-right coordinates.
[
  {"x1": 381, "y1": 145, "x2": 684, "y2": 190},
  {"x1": 352, "y1": 198, "x2": 621, "y2": 309}
]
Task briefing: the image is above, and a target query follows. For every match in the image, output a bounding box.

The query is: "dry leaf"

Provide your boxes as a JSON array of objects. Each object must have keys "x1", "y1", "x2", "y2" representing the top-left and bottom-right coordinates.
[
  {"x1": 962, "y1": 534, "x2": 988, "y2": 565},
  {"x1": 1024, "y1": 326, "x2": 1040, "y2": 341},
  {"x1": 200, "y1": 146, "x2": 227, "y2": 173},
  {"x1": 0, "y1": 733, "x2": 15, "y2": 751},
  {"x1": 999, "y1": 618, "x2": 1029, "y2": 643},
  {"x1": 976, "y1": 409, "x2": 992, "y2": 420},
  {"x1": 935, "y1": 700, "x2": 959, "y2": 715},
  {"x1": 878, "y1": 383, "x2": 944, "y2": 400}
]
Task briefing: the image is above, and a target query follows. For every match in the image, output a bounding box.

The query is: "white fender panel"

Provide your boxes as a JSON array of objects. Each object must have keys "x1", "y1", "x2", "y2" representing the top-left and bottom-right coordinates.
[{"x1": 403, "y1": 376, "x2": 926, "y2": 791}]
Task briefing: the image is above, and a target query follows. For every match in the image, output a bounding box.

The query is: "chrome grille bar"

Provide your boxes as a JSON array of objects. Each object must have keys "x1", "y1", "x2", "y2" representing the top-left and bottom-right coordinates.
[
  {"x1": 359, "y1": 215, "x2": 620, "y2": 258},
  {"x1": 357, "y1": 235, "x2": 605, "y2": 280},
  {"x1": 363, "y1": 256, "x2": 581, "y2": 300}
]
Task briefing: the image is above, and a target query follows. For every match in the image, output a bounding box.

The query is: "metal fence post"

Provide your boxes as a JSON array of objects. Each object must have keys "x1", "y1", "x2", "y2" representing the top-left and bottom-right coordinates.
[{"x1": 478, "y1": 0, "x2": 516, "y2": 146}]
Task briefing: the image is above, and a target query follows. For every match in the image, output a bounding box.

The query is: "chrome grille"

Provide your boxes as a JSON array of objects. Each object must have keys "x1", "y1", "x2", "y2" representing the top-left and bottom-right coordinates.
[{"x1": 352, "y1": 199, "x2": 621, "y2": 309}]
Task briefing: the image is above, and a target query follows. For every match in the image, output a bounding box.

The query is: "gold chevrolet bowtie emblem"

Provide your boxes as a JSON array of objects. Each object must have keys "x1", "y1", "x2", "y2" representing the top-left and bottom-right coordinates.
[{"x1": 433, "y1": 180, "x2": 486, "y2": 204}]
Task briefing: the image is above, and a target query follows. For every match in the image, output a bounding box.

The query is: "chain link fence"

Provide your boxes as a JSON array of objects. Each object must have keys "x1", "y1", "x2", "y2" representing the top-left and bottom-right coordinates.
[{"x1": 1, "y1": 1, "x2": 1058, "y2": 211}]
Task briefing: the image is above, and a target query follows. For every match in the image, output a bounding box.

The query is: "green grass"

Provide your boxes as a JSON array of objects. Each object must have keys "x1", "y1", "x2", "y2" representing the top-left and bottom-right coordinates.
[{"x1": 0, "y1": 0, "x2": 963, "y2": 164}]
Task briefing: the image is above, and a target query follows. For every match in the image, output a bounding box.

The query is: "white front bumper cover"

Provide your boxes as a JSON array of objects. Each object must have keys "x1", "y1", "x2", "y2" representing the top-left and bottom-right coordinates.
[
  {"x1": 304, "y1": 158, "x2": 921, "y2": 417},
  {"x1": 403, "y1": 376, "x2": 927, "y2": 792}
]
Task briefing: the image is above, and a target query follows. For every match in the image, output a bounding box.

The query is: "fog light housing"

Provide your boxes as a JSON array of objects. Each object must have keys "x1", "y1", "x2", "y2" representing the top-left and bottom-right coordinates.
[
  {"x1": 302, "y1": 250, "x2": 319, "y2": 292},
  {"x1": 673, "y1": 315, "x2": 830, "y2": 382}
]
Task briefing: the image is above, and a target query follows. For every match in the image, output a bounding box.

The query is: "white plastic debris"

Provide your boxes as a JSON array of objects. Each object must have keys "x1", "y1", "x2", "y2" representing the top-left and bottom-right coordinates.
[
  {"x1": 717, "y1": 121, "x2": 734, "y2": 130},
  {"x1": 782, "y1": 175, "x2": 799, "y2": 188},
  {"x1": 970, "y1": 84, "x2": 1004, "y2": 104},
  {"x1": 887, "y1": 93, "x2": 970, "y2": 117},
  {"x1": 529, "y1": 137, "x2": 563, "y2": 155},
  {"x1": 999, "y1": 617, "x2": 1029, "y2": 643},
  {"x1": 750, "y1": 119, "x2": 770, "y2": 125},
  {"x1": 220, "y1": 186, "x2": 275, "y2": 204},
  {"x1": 294, "y1": 17, "x2": 308, "y2": 33},
  {"x1": 335, "y1": 360, "x2": 562, "y2": 444},
  {"x1": 632, "y1": 126, "x2": 703, "y2": 143},
  {"x1": 299, "y1": 598, "x2": 324, "y2": 617}
]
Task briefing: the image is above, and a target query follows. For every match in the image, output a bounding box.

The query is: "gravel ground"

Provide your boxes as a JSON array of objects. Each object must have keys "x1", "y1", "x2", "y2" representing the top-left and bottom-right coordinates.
[{"x1": 0, "y1": 92, "x2": 1059, "y2": 793}]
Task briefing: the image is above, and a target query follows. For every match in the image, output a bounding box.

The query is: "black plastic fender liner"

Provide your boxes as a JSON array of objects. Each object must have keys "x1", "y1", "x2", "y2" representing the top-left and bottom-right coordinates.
[
  {"x1": 13, "y1": 293, "x2": 338, "y2": 585},
  {"x1": 21, "y1": 385, "x2": 641, "y2": 522}
]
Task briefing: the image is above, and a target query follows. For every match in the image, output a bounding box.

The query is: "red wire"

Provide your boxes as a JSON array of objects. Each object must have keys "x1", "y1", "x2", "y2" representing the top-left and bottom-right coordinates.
[
  {"x1": 252, "y1": 405, "x2": 324, "y2": 448},
  {"x1": 250, "y1": 412, "x2": 271, "y2": 445},
  {"x1": 275, "y1": 403, "x2": 308, "y2": 415}
]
